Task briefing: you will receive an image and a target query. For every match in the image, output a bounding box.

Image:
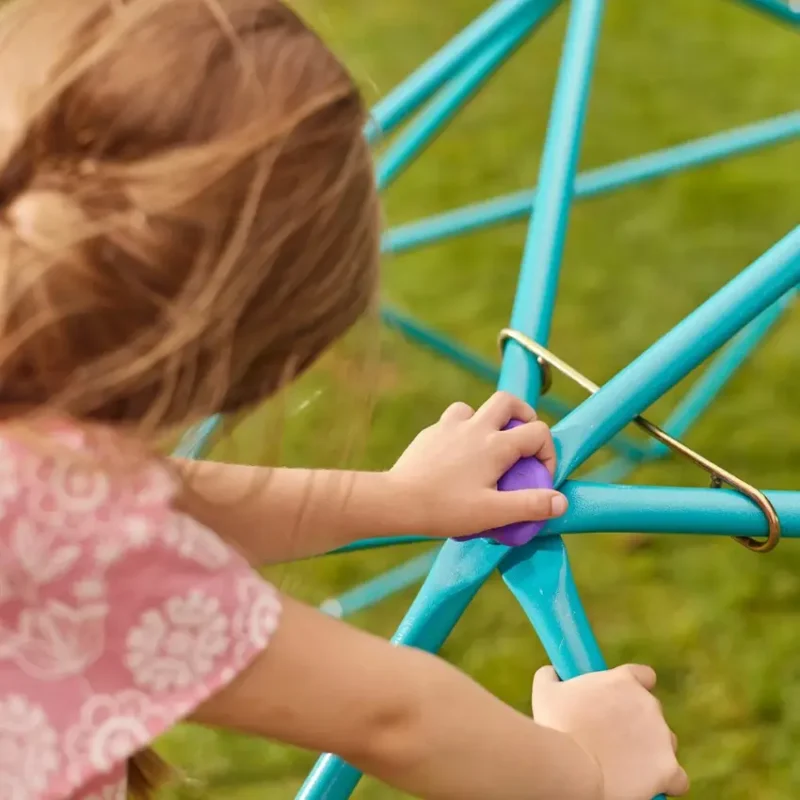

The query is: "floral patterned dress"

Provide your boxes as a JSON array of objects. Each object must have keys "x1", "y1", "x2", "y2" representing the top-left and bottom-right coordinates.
[{"x1": 0, "y1": 427, "x2": 282, "y2": 800}]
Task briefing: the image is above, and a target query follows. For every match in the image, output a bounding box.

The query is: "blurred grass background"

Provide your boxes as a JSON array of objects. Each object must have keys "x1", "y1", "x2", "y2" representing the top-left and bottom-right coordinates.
[{"x1": 159, "y1": 1, "x2": 800, "y2": 797}]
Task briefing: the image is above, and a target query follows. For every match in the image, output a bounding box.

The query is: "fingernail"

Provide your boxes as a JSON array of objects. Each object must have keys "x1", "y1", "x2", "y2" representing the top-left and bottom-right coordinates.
[{"x1": 550, "y1": 494, "x2": 568, "y2": 516}]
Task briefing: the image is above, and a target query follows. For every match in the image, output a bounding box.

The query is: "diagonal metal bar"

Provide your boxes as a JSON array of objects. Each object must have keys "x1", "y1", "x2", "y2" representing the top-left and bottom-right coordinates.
[
  {"x1": 297, "y1": 538, "x2": 510, "y2": 798},
  {"x1": 550, "y1": 225, "x2": 800, "y2": 484},
  {"x1": 366, "y1": 0, "x2": 549, "y2": 143},
  {"x1": 376, "y1": 0, "x2": 559, "y2": 190},
  {"x1": 382, "y1": 111, "x2": 800, "y2": 254},
  {"x1": 642, "y1": 289, "x2": 795, "y2": 459},
  {"x1": 730, "y1": 0, "x2": 800, "y2": 25}
]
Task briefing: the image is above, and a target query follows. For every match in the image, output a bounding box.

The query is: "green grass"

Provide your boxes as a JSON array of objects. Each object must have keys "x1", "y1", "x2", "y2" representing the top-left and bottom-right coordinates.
[{"x1": 159, "y1": 1, "x2": 800, "y2": 797}]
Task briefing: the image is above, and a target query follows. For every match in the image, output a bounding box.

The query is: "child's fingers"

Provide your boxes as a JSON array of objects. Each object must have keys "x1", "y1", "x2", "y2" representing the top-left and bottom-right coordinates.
[
  {"x1": 532, "y1": 665, "x2": 560, "y2": 693},
  {"x1": 439, "y1": 401, "x2": 474, "y2": 424},
  {"x1": 664, "y1": 765, "x2": 690, "y2": 797},
  {"x1": 471, "y1": 392, "x2": 536, "y2": 429},
  {"x1": 483, "y1": 487, "x2": 567, "y2": 527},
  {"x1": 618, "y1": 663, "x2": 657, "y2": 691},
  {"x1": 499, "y1": 419, "x2": 557, "y2": 475}
]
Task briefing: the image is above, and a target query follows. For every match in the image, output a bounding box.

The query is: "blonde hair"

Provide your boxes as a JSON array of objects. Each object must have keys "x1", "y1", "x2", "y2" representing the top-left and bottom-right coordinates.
[
  {"x1": 0, "y1": 0, "x2": 380, "y2": 794},
  {"x1": 0, "y1": 0, "x2": 379, "y2": 434}
]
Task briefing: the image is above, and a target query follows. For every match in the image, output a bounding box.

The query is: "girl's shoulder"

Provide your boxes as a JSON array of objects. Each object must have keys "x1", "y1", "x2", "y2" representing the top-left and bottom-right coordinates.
[{"x1": 0, "y1": 422, "x2": 281, "y2": 800}]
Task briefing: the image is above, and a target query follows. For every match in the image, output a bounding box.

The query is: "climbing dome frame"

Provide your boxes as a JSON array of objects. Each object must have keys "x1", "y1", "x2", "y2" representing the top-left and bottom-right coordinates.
[{"x1": 177, "y1": 0, "x2": 800, "y2": 797}]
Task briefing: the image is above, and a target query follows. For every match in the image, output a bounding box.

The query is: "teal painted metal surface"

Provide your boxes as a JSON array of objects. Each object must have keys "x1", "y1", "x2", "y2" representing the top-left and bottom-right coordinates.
[
  {"x1": 300, "y1": 0, "x2": 612, "y2": 797},
  {"x1": 500, "y1": 0, "x2": 605, "y2": 400},
  {"x1": 329, "y1": 535, "x2": 435, "y2": 556},
  {"x1": 321, "y1": 282, "x2": 793, "y2": 614},
  {"x1": 643, "y1": 291, "x2": 796, "y2": 460},
  {"x1": 174, "y1": 414, "x2": 221, "y2": 459},
  {"x1": 381, "y1": 306, "x2": 501, "y2": 383},
  {"x1": 542, "y1": 483, "x2": 800, "y2": 538}
]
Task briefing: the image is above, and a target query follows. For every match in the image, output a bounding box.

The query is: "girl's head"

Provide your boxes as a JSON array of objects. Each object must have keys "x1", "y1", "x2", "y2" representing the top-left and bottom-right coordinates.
[{"x1": 0, "y1": 0, "x2": 380, "y2": 437}]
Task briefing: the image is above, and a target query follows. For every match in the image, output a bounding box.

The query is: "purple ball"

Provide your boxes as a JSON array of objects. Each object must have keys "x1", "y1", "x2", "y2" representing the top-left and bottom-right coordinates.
[{"x1": 457, "y1": 418, "x2": 554, "y2": 547}]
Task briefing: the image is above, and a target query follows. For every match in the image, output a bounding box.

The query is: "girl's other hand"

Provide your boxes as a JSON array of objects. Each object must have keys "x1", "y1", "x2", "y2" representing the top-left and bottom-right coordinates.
[
  {"x1": 389, "y1": 391, "x2": 568, "y2": 539},
  {"x1": 533, "y1": 664, "x2": 690, "y2": 800}
]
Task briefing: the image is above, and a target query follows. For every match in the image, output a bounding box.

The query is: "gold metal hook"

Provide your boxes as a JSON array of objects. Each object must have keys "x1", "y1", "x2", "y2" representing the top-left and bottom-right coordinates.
[{"x1": 499, "y1": 328, "x2": 781, "y2": 553}]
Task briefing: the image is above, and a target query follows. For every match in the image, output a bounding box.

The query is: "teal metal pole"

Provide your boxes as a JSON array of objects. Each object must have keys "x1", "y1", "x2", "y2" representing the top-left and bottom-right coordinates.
[
  {"x1": 731, "y1": 0, "x2": 800, "y2": 25},
  {"x1": 376, "y1": 0, "x2": 558, "y2": 189},
  {"x1": 496, "y1": 0, "x2": 610, "y2": 690},
  {"x1": 643, "y1": 290, "x2": 795, "y2": 459},
  {"x1": 552, "y1": 226, "x2": 800, "y2": 483},
  {"x1": 319, "y1": 550, "x2": 440, "y2": 618},
  {"x1": 541, "y1": 482, "x2": 800, "y2": 538},
  {"x1": 297, "y1": 539, "x2": 510, "y2": 798},
  {"x1": 382, "y1": 111, "x2": 800, "y2": 254},
  {"x1": 366, "y1": 0, "x2": 546, "y2": 142}
]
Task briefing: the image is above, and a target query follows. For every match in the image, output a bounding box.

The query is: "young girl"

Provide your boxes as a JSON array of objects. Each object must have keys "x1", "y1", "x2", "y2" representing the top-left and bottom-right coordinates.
[{"x1": 0, "y1": 1, "x2": 689, "y2": 798}]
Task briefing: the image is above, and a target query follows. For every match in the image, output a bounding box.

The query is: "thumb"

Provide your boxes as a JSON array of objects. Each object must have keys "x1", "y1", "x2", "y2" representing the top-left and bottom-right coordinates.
[
  {"x1": 533, "y1": 665, "x2": 561, "y2": 693},
  {"x1": 664, "y1": 766, "x2": 690, "y2": 797},
  {"x1": 483, "y1": 488, "x2": 568, "y2": 527}
]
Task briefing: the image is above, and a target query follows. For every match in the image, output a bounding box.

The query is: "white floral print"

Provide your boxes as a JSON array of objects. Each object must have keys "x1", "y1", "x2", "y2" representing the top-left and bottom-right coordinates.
[
  {"x1": 10, "y1": 519, "x2": 82, "y2": 586},
  {"x1": 25, "y1": 459, "x2": 111, "y2": 524},
  {"x1": 233, "y1": 574, "x2": 282, "y2": 650},
  {"x1": 64, "y1": 692, "x2": 167, "y2": 776},
  {"x1": 125, "y1": 591, "x2": 230, "y2": 692},
  {"x1": 161, "y1": 513, "x2": 231, "y2": 569},
  {"x1": 0, "y1": 425, "x2": 281, "y2": 800},
  {"x1": 8, "y1": 600, "x2": 107, "y2": 681},
  {"x1": 0, "y1": 695, "x2": 60, "y2": 799}
]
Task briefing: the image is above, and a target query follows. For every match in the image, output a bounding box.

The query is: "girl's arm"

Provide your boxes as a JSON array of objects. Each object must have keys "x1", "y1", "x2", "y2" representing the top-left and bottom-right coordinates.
[
  {"x1": 175, "y1": 392, "x2": 569, "y2": 565},
  {"x1": 192, "y1": 596, "x2": 688, "y2": 800},
  {"x1": 174, "y1": 462, "x2": 423, "y2": 563}
]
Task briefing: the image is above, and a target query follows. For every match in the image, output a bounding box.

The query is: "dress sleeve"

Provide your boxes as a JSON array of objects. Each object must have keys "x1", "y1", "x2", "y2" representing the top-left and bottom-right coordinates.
[{"x1": 0, "y1": 434, "x2": 281, "y2": 800}]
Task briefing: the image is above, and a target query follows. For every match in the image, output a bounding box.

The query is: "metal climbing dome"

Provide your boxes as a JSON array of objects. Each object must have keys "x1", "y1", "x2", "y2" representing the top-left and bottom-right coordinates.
[{"x1": 178, "y1": 1, "x2": 800, "y2": 797}]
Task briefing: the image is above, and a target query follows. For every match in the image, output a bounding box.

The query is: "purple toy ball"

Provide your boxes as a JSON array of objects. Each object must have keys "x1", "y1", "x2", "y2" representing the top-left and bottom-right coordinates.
[{"x1": 456, "y1": 418, "x2": 554, "y2": 547}]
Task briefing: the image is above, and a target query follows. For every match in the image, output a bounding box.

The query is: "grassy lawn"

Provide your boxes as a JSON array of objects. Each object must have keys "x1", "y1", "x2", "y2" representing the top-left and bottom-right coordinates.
[{"x1": 159, "y1": 1, "x2": 800, "y2": 798}]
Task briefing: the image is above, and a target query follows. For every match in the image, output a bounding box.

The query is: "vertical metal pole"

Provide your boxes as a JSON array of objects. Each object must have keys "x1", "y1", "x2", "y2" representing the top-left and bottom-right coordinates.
[
  {"x1": 499, "y1": 0, "x2": 606, "y2": 401},
  {"x1": 495, "y1": 0, "x2": 636, "y2": 790}
]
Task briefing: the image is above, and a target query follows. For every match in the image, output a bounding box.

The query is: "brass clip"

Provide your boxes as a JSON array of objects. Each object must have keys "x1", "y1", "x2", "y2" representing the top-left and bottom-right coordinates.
[{"x1": 499, "y1": 328, "x2": 781, "y2": 553}]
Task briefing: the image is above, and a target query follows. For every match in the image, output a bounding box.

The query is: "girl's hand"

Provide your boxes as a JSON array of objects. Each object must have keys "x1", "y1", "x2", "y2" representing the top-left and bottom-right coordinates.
[
  {"x1": 389, "y1": 391, "x2": 568, "y2": 539},
  {"x1": 533, "y1": 664, "x2": 690, "y2": 800}
]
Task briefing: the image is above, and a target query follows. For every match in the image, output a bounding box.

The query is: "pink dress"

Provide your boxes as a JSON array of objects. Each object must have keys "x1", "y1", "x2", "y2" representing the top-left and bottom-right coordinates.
[{"x1": 0, "y1": 426, "x2": 282, "y2": 800}]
